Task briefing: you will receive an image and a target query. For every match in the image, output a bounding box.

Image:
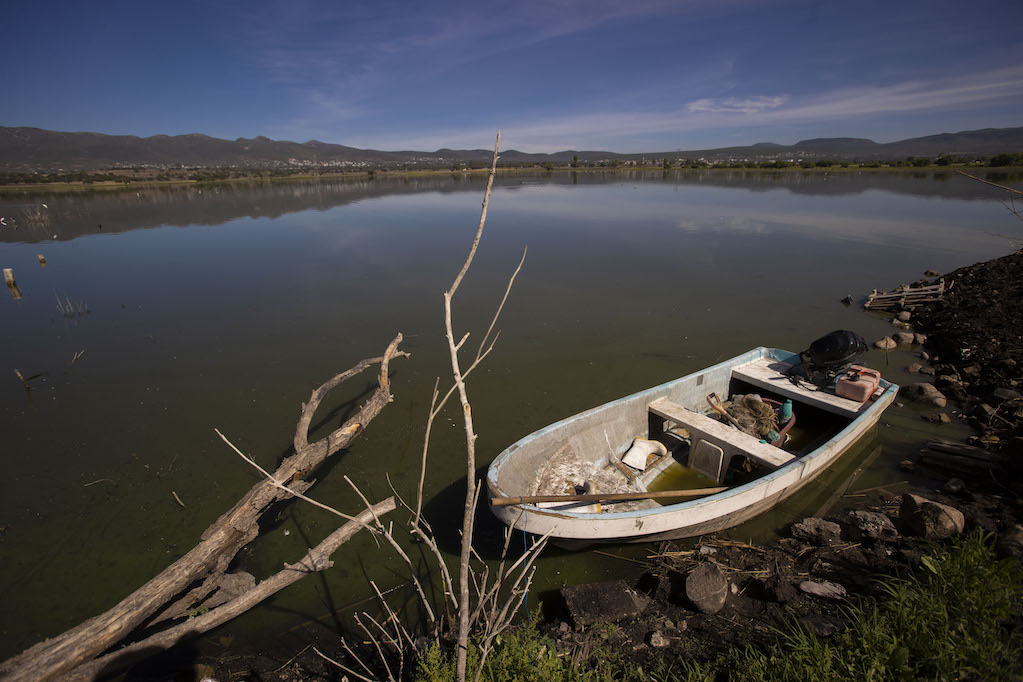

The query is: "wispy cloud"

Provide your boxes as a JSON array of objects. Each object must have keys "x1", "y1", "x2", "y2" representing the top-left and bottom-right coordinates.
[
  {"x1": 349, "y1": 64, "x2": 1023, "y2": 152},
  {"x1": 687, "y1": 96, "x2": 788, "y2": 114}
]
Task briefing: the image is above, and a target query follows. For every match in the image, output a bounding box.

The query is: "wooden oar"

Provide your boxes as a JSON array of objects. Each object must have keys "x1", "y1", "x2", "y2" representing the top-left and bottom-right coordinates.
[{"x1": 490, "y1": 486, "x2": 728, "y2": 507}]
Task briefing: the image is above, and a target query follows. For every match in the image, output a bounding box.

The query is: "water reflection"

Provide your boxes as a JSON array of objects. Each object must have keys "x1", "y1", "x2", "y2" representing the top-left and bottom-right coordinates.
[
  {"x1": 1, "y1": 169, "x2": 1019, "y2": 244},
  {"x1": 0, "y1": 169, "x2": 1016, "y2": 661}
]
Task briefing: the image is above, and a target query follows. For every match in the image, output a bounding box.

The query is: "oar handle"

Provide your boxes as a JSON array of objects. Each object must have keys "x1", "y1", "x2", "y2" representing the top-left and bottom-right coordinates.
[{"x1": 490, "y1": 486, "x2": 727, "y2": 507}]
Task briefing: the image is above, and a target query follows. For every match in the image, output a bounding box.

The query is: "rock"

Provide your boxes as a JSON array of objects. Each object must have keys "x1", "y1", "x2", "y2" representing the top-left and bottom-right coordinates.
[
  {"x1": 924, "y1": 269, "x2": 940, "y2": 277},
  {"x1": 972, "y1": 403, "x2": 997, "y2": 424},
  {"x1": 914, "y1": 333, "x2": 927, "y2": 345},
  {"x1": 992, "y1": 388, "x2": 1022, "y2": 402},
  {"x1": 799, "y1": 613, "x2": 847, "y2": 637},
  {"x1": 900, "y1": 494, "x2": 965, "y2": 540},
  {"x1": 901, "y1": 383, "x2": 947, "y2": 408},
  {"x1": 943, "y1": 478, "x2": 965, "y2": 494},
  {"x1": 920, "y1": 366, "x2": 936, "y2": 376},
  {"x1": 647, "y1": 630, "x2": 670, "y2": 648},
  {"x1": 995, "y1": 525, "x2": 1023, "y2": 559},
  {"x1": 893, "y1": 320, "x2": 913, "y2": 330},
  {"x1": 846, "y1": 510, "x2": 898, "y2": 542},
  {"x1": 875, "y1": 337, "x2": 897, "y2": 350},
  {"x1": 897, "y1": 310, "x2": 912, "y2": 322},
  {"x1": 907, "y1": 363, "x2": 923, "y2": 373},
  {"x1": 919, "y1": 350, "x2": 930, "y2": 361},
  {"x1": 799, "y1": 580, "x2": 847, "y2": 599},
  {"x1": 894, "y1": 332, "x2": 916, "y2": 345},
  {"x1": 898, "y1": 459, "x2": 918, "y2": 472},
  {"x1": 923, "y1": 412, "x2": 951, "y2": 424},
  {"x1": 685, "y1": 563, "x2": 728, "y2": 614},
  {"x1": 841, "y1": 295, "x2": 854, "y2": 305},
  {"x1": 762, "y1": 574, "x2": 798, "y2": 603},
  {"x1": 699, "y1": 545, "x2": 717, "y2": 555},
  {"x1": 791, "y1": 517, "x2": 842, "y2": 545},
  {"x1": 936, "y1": 374, "x2": 961, "y2": 388},
  {"x1": 962, "y1": 365, "x2": 982, "y2": 378},
  {"x1": 561, "y1": 580, "x2": 650, "y2": 627},
  {"x1": 730, "y1": 583, "x2": 739, "y2": 595},
  {"x1": 558, "y1": 621, "x2": 571, "y2": 634},
  {"x1": 182, "y1": 664, "x2": 215, "y2": 682}
]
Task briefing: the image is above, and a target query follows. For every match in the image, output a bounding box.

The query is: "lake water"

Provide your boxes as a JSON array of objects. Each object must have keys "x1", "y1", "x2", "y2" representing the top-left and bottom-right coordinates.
[{"x1": 0, "y1": 170, "x2": 1018, "y2": 661}]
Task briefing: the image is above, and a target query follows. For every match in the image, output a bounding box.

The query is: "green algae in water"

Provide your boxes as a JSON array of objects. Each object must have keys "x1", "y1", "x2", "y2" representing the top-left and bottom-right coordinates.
[{"x1": 646, "y1": 460, "x2": 718, "y2": 504}]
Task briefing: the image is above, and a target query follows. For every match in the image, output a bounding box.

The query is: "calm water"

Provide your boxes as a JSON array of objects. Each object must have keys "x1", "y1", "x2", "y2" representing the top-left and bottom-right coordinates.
[{"x1": 0, "y1": 170, "x2": 1017, "y2": 659}]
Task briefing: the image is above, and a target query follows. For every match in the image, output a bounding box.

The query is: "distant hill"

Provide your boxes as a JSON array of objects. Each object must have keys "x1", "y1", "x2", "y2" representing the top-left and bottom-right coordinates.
[{"x1": 1, "y1": 125, "x2": 1022, "y2": 172}]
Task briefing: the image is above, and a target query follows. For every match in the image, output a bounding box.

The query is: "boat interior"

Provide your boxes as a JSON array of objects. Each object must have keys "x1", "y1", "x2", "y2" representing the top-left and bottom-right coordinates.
[{"x1": 524, "y1": 356, "x2": 868, "y2": 514}]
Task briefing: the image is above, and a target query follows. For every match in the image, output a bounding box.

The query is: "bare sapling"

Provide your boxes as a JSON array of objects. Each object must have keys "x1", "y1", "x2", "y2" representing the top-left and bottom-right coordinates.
[{"x1": 322, "y1": 132, "x2": 547, "y2": 682}]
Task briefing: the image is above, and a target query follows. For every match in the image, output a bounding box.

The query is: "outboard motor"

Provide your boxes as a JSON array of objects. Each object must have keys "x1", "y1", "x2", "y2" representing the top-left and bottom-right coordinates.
[{"x1": 793, "y1": 330, "x2": 868, "y2": 387}]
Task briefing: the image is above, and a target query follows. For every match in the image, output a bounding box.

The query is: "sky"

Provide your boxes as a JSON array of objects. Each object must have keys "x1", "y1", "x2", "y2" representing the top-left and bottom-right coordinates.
[{"x1": 3, "y1": 0, "x2": 1022, "y2": 153}]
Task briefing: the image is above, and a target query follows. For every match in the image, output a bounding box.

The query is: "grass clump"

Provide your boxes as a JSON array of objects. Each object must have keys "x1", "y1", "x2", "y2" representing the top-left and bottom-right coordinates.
[
  {"x1": 413, "y1": 615, "x2": 631, "y2": 682},
  {"x1": 687, "y1": 531, "x2": 1023, "y2": 682}
]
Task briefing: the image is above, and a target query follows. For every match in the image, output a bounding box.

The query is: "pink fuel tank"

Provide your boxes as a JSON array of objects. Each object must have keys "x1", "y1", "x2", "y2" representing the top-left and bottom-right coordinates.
[{"x1": 835, "y1": 365, "x2": 881, "y2": 403}]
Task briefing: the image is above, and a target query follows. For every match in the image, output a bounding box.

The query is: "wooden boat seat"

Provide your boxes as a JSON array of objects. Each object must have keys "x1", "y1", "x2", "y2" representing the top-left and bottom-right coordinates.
[
  {"x1": 648, "y1": 397, "x2": 796, "y2": 480},
  {"x1": 731, "y1": 357, "x2": 869, "y2": 418}
]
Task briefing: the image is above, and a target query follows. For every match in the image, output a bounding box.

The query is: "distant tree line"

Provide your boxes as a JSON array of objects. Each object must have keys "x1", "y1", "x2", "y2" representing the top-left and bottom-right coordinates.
[{"x1": 3, "y1": 151, "x2": 1023, "y2": 186}]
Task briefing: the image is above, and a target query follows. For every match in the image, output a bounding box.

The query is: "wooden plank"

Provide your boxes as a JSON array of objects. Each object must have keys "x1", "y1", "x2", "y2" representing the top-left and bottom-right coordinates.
[
  {"x1": 491, "y1": 486, "x2": 728, "y2": 507},
  {"x1": 648, "y1": 397, "x2": 796, "y2": 469},
  {"x1": 730, "y1": 357, "x2": 867, "y2": 418}
]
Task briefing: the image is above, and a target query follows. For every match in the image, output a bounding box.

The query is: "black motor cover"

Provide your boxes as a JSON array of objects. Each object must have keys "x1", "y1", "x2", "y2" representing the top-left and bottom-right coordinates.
[{"x1": 804, "y1": 330, "x2": 868, "y2": 372}]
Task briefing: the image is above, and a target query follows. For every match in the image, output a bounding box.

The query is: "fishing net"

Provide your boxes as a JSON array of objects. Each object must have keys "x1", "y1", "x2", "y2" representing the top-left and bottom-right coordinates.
[{"x1": 726, "y1": 394, "x2": 778, "y2": 439}]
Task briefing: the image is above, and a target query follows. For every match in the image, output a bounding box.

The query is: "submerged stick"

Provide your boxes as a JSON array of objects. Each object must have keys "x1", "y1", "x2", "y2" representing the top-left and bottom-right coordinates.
[{"x1": 490, "y1": 486, "x2": 728, "y2": 507}]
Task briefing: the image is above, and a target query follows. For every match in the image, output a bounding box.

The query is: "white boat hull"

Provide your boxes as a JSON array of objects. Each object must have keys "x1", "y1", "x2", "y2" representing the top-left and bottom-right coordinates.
[{"x1": 486, "y1": 347, "x2": 898, "y2": 545}]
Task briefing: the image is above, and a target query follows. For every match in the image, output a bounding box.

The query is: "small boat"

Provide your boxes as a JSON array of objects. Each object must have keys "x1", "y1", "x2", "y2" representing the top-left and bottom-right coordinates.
[{"x1": 486, "y1": 347, "x2": 898, "y2": 547}]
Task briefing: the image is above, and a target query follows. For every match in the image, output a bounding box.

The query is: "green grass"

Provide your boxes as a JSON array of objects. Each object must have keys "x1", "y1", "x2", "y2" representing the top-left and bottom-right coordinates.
[{"x1": 412, "y1": 532, "x2": 1022, "y2": 681}]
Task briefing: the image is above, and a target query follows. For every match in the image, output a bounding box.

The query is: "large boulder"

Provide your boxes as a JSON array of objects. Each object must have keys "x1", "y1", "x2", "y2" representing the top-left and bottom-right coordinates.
[
  {"x1": 845, "y1": 510, "x2": 898, "y2": 542},
  {"x1": 561, "y1": 580, "x2": 650, "y2": 627},
  {"x1": 789, "y1": 519, "x2": 838, "y2": 548},
  {"x1": 685, "y1": 563, "x2": 728, "y2": 614},
  {"x1": 900, "y1": 494, "x2": 965, "y2": 539},
  {"x1": 791, "y1": 517, "x2": 842, "y2": 545},
  {"x1": 901, "y1": 383, "x2": 947, "y2": 408}
]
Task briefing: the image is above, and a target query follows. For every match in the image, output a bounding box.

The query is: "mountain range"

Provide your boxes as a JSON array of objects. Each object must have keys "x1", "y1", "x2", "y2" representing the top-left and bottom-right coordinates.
[{"x1": 1, "y1": 125, "x2": 1022, "y2": 172}]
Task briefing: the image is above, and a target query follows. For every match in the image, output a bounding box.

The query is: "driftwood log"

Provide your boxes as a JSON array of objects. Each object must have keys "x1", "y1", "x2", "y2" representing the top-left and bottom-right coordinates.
[
  {"x1": 918, "y1": 439, "x2": 1007, "y2": 478},
  {"x1": 0, "y1": 334, "x2": 407, "y2": 681}
]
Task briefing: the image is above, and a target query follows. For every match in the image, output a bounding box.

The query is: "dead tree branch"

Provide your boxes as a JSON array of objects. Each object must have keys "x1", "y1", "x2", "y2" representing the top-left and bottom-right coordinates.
[
  {"x1": 62, "y1": 498, "x2": 396, "y2": 682},
  {"x1": 0, "y1": 335, "x2": 407, "y2": 681}
]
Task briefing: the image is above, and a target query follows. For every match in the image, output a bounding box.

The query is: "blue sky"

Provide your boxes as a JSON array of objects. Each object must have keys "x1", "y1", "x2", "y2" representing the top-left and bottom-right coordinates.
[{"x1": 3, "y1": 0, "x2": 1022, "y2": 153}]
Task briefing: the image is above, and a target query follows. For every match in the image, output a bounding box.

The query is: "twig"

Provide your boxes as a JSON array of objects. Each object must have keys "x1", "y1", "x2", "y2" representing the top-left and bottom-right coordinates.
[
  {"x1": 83, "y1": 479, "x2": 115, "y2": 488},
  {"x1": 172, "y1": 491, "x2": 186, "y2": 508},
  {"x1": 314, "y1": 646, "x2": 375, "y2": 682},
  {"x1": 216, "y1": 428, "x2": 371, "y2": 527},
  {"x1": 956, "y1": 169, "x2": 1023, "y2": 196},
  {"x1": 271, "y1": 643, "x2": 311, "y2": 673}
]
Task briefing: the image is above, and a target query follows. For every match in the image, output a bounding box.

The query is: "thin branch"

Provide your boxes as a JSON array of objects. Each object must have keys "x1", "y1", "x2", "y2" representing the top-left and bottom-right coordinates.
[
  {"x1": 476, "y1": 246, "x2": 527, "y2": 362},
  {"x1": 956, "y1": 169, "x2": 1023, "y2": 196},
  {"x1": 314, "y1": 647, "x2": 375, "y2": 682},
  {"x1": 217, "y1": 428, "x2": 371, "y2": 528}
]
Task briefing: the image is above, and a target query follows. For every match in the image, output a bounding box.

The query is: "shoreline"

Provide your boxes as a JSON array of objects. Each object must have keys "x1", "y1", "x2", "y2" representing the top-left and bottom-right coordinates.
[{"x1": 2, "y1": 164, "x2": 1022, "y2": 195}]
